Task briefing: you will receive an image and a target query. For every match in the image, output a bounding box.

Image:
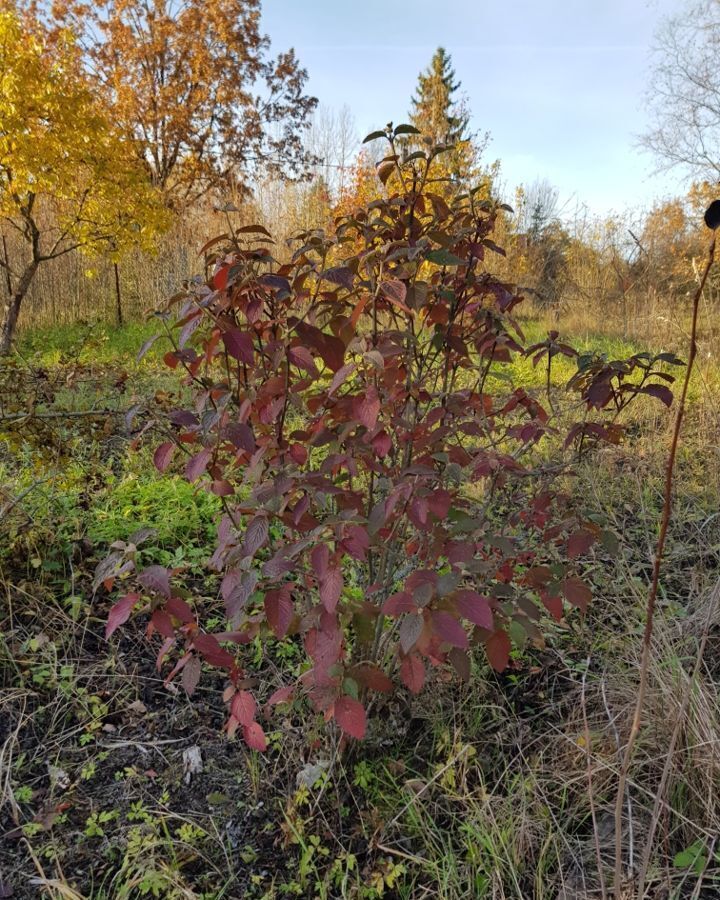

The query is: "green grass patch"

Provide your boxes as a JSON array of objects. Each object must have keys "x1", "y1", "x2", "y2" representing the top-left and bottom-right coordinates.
[
  {"x1": 86, "y1": 472, "x2": 220, "y2": 550},
  {"x1": 17, "y1": 319, "x2": 171, "y2": 368}
]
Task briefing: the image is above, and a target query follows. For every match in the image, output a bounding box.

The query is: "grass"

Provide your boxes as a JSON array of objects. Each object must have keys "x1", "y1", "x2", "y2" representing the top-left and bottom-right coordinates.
[
  {"x1": 16, "y1": 320, "x2": 168, "y2": 368},
  {"x1": 2, "y1": 315, "x2": 720, "y2": 898}
]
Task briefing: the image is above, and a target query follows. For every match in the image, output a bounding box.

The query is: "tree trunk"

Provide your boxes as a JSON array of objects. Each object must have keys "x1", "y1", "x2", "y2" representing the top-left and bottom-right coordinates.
[
  {"x1": 0, "y1": 261, "x2": 39, "y2": 356},
  {"x1": 1, "y1": 235, "x2": 12, "y2": 298}
]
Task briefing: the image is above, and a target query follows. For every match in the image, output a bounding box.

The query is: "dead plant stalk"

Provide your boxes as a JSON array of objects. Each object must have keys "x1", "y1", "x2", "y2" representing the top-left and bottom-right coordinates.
[{"x1": 612, "y1": 233, "x2": 716, "y2": 898}]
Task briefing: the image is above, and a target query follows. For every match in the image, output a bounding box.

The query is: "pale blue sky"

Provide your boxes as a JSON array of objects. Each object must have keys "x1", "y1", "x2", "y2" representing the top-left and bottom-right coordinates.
[{"x1": 262, "y1": 0, "x2": 687, "y2": 216}]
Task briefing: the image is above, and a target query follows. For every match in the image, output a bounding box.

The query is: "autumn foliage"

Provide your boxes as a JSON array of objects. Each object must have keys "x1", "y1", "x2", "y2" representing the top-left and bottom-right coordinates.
[
  {"x1": 44, "y1": 0, "x2": 317, "y2": 207},
  {"x1": 100, "y1": 127, "x2": 680, "y2": 750},
  {"x1": 0, "y1": 7, "x2": 168, "y2": 353}
]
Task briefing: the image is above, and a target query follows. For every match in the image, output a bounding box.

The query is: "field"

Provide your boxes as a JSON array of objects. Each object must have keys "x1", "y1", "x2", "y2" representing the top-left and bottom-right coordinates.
[{"x1": 2, "y1": 311, "x2": 720, "y2": 900}]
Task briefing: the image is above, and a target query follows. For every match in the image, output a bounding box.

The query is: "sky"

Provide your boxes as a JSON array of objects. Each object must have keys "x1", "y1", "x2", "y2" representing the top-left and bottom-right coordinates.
[{"x1": 261, "y1": 0, "x2": 688, "y2": 217}]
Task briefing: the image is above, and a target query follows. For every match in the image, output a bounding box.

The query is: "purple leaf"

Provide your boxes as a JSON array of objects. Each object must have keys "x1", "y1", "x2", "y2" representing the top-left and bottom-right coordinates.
[
  {"x1": 185, "y1": 448, "x2": 212, "y2": 483},
  {"x1": 138, "y1": 565, "x2": 172, "y2": 598},
  {"x1": 223, "y1": 329, "x2": 254, "y2": 365}
]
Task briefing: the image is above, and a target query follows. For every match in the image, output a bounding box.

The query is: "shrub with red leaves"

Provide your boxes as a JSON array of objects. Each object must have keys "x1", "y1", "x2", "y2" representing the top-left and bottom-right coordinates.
[{"x1": 99, "y1": 125, "x2": 679, "y2": 750}]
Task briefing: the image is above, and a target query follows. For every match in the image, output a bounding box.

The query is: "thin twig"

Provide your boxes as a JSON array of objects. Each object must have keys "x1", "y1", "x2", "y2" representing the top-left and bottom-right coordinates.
[
  {"x1": 0, "y1": 477, "x2": 51, "y2": 520},
  {"x1": 612, "y1": 234, "x2": 716, "y2": 898}
]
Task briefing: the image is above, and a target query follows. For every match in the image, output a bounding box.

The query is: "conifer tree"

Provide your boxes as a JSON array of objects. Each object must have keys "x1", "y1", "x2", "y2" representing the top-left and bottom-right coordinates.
[
  {"x1": 410, "y1": 47, "x2": 469, "y2": 145},
  {"x1": 408, "y1": 47, "x2": 488, "y2": 193}
]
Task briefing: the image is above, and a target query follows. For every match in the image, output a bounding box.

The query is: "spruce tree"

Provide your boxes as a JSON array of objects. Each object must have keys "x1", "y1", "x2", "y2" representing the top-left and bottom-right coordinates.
[
  {"x1": 408, "y1": 47, "x2": 488, "y2": 193},
  {"x1": 410, "y1": 47, "x2": 469, "y2": 145}
]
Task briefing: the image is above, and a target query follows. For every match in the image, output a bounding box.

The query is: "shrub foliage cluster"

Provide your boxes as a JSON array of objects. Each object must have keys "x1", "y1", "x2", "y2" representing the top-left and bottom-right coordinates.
[{"x1": 100, "y1": 128, "x2": 679, "y2": 749}]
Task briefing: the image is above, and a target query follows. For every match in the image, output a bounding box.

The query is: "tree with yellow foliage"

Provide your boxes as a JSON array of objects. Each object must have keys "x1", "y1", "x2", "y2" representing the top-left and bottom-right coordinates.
[
  {"x1": 0, "y1": 6, "x2": 168, "y2": 354},
  {"x1": 44, "y1": 0, "x2": 318, "y2": 209}
]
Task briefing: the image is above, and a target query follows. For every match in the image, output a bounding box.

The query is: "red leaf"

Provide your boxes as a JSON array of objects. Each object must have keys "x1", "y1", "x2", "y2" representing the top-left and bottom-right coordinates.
[
  {"x1": 213, "y1": 264, "x2": 230, "y2": 291},
  {"x1": 151, "y1": 609, "x2": 175, "y2": 638},
  {"x1": 446, "y1": 541, "x2": 475, "y2": 565},
  {"x1": 455, "y1": 590, "x2": 493, "y2": 630},
  {"x1": 153, "y1": 442, "x2": 175, "y2": 473},
  {"x1": 223, "y1": 570, "x2": 257, "y2": 624},
  {"x1": 307, "y1": 626, "x2": 342, "y2": 683},
  {"x1": 105, "y1": 593, "x2": 138, "y2": 639},
  {"x1": 561, "y1": 577, "x2": 592, "y2": 611},
  {"x1": 242, "y1": 516, "x2": 269, "y2": 557},
  {"x1": 182, "y1": 655, "x2": 202, "y2": 696},
  {"x1": 289, "y1": 444, "x2": 308, "y2": 465},
  {"x1": 320, "y1": 567, "x2": 343, "y2": 613},
  {"x1": 524, "y1": 566, "x2": 553, "y2": 589},
  {"x1": 265, "y1": 588, "x2": 294, "y2": 638},
  {"x1": 567, "y1": 529, "x2": 595, "y2": 559},
  {"x1": 350, "y1": 663, "x2": 393, "y2": 694},
  {"x1": 231, "y1": 690, "x2": 257, "y2": 726},
  {"x1": 288, "y1": 345, "x2": 319, "y2": 376},
  {"x1": 400, "y1": 654, "x2": 425, "y2": 694},
  {"x1": 380, "y1": 279, "x2": 410, "y2": 312},
  {"x1": 166, "y1": 596, "x2": 194, "y2": 624},
  {"x1": 185, "y1": 448, "x2": 212, "y2": 483},
  {"x1": 350, "y1": 294, "x2": 370, "y2": 330},
  {"x1": 323, "y1": 265, "x2": 354, "y2": 289},
  {"x1": 155, "y1": 636, "x2": 175, "y2": 670},
  {"x1": 262, "y1": 551, "x2": 294, "y2": 579},
  {"x1": 485, "y1": 630, "x2": 511, "y2": 672},
  {"x1": 268, "y1": 684, "x2": 294, "y2": 706},
  {"x1": 223, "y1": 422, "x2": 255, "y2": 453},
  {"x1": 193, "y1": 633, "x2": 235, "y2": 668},
  {"x1": 137, "y1": 332, "x2": 161, "y2": 362},
  {"x1": 237, "y1": 224, "x2": 273, "y2": 238},
  {"x1": 432, "y1": 611, "x2": 468, "y2": 649},
  {"x1": 355, "y1": 385, "x2": 380, "y2": 430},
  {"x1": 328, "y1": 362, "x2": 356, "y2": 395},
  {"x1": 242, "y1": 721, "x2": 267, "y2": 752},
  {"x1": 295, "y1": 322, "x2": 345, "y2": 372},
  {"x1": 342, "y1": 525, "x2": 370, "y2": 560},
  {"x1": 164, "y1": 350, "x2": 179, "y2": 369},
  {"x1": 541, "y1": 591, "x2": 564, "y2": 621},
  {"x1": 311, "y1": 543, "x2": 329, "y2": 579},
  {"x1": 381, "y1": 591, "x2": 416, "y2": 616},
  {"x1": 371, "y1": 430, "x2": 392, "y2": 457},
  {"x1": 427, "y1": 489, "x2": 452, "y2": 519},
  {"x1": 223, "y1": 329, "x2": 254, "y2": 365},
  {"x1": 334, "y1": 696, "x2": 366, "y2": 739},
  {"x1": 199, "y1": 233, "x2": 229, "y2": 255}
]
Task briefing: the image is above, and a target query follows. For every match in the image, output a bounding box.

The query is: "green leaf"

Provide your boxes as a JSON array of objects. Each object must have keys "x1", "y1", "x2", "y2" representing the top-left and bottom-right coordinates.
[
  {"x1": 655, "y1": 351, "x2": 685, "y2": 366},
  {"x1": 673, "y1": 840, "x2": 707, "y2": 874},
  {"x1": 362, "y1": 130, "x2": 387, "y2": 144},
  {"x1": 393, "y1": 124, "x2": 421, "y2": 137},
  {"x1": 426, "y1": 249, "x2": 465, "y2": 267},
  {"x1": 599, "y1": 529, "x2": 620, "y2": 557}
]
